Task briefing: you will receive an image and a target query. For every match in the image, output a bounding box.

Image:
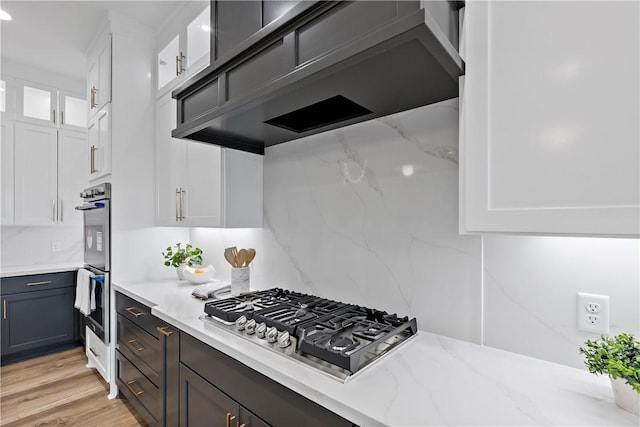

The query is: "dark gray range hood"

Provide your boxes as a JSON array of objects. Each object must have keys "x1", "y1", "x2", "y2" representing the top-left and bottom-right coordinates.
[{"x1": 172, "y1": 1, "x2": 465, "y2": 155}]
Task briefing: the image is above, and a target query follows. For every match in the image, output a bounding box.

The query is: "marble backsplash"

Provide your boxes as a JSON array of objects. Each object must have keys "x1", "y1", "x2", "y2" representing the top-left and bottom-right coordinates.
[
  {"x1": 1, "y1": 225, "x2": 84, "y2": 268},
  {"x1": 192, "y1": 99, "x2": 484, "y2": 344}
]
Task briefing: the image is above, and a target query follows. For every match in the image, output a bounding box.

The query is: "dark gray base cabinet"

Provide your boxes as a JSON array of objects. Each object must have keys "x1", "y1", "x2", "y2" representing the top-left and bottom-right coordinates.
[
  {"x1": 1, "y1": 271, "x2": 78, "y2": 364},
  {"x1": 180, "y1": 363, "x2": 269, "y2": 427},
  {"x1": 180, "y1": 332, "x2": 355, "y2": 427},
  {"x1": 115, "y1": 292, "x2": 179, "y2": 427}
]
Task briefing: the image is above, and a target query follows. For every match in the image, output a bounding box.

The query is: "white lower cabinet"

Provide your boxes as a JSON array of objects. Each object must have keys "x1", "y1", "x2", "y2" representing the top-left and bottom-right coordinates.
[
  {"x1": 461, "y1": 1, "x2": 639, "y2": 236},
  {"x1": 155, "y1": 93, "x2": 262, "y2": 227},
  {"x1": 13, "y1": 122, "x2": 87, "y2": 226}
]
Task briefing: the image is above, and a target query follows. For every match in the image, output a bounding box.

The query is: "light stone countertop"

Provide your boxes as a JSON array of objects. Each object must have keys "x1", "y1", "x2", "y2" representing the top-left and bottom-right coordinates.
[
  {"x1": 0, "y1": 262, "x2": 82, "y2": 278},
  {"x1": 113, "y1": 279, "x2": 639, "y2": 427}
]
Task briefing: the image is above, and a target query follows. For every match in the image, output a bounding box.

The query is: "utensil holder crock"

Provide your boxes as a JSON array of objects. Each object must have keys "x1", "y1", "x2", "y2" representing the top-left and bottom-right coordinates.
[{"x1": 231, "y1": 267, "x2": 250, "y2": 296}]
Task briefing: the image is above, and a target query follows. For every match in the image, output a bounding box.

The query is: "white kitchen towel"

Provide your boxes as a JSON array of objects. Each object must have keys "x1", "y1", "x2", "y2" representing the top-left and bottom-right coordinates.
[{"x1": 74, "y1": 268, "x2": 94, "y2": 315}]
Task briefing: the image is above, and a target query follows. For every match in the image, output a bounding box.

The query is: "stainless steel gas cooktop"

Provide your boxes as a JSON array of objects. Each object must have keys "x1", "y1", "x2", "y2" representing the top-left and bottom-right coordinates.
[{"x1": 200, "y1": 288, "x2": 417, "y2": 382}]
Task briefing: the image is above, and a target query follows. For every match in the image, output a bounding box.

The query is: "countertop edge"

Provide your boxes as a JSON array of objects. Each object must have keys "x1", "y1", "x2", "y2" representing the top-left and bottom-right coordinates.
[{"x1": 1, "y1": 263, "x2": 82, "y2": 278}]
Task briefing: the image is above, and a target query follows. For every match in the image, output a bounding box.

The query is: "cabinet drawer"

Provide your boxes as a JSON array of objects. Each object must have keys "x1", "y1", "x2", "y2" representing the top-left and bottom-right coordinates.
[
  {"x1": 1, "y1": 271, "x2": 76, "y2": 295},
  {"x1": 116, "y1": 292, "x2": 171, "y2": 339},
  {"x1": 117, "y1": 314, "x2": 161, "y2": 386},
  {"x1": 86, "y1": 326, "x2": 109, "y2": 382},
  {"x1": 117, "y1": 351, "x2": 160, "y2": 426}
]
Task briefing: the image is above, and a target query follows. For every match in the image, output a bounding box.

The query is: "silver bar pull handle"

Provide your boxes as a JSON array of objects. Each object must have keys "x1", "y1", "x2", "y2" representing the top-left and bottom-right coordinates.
[
  {"x1": 60, "y1": 200, "x2": 63, "y2": 222},
  {"x1": 60, "y1": 111, "x2": 64, "y2": 125},
  {"x1": 27, "y1": 281, "x2": 52, "y2": 286},
  {"x1": 52, "y1": 199, "x2": 56, "y2": 222},
  {"x1": 180, "y1": 188, "x2": 186, "y2": 220},
  {"x1": 52, "y1": 109, "x2": 56, "y2": 124},
  {"x1": 175, "y1": 188, "x2": 180, "y2": 221}
]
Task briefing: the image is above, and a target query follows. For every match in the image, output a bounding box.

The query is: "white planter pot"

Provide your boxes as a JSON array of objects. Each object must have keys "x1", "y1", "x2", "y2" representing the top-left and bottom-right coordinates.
[
  {"x1": 611, "y1": 376, "x2": 640, "y2": 415},
  {"x1": 176, "y1": 264, "x2": 187, "y2": 280}
]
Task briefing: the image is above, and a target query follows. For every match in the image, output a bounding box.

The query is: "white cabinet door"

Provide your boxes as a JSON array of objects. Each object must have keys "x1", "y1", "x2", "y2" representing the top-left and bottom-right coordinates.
[
  {"x1": 155, "y1": 93, "x2": 186, "y2": 225},
  {"x1": 156, "y1": 3, "x2": 210, "y2": 96},
  {"x1": 88, "y1": 33, "x2": 112, "y2": 117},
  {"x1": 58, "y1": 129, "x2": 88, "y2": 226},
  {"x1": 157, "y1": 34, "x2": 181, "y2": 93},
  {"x1": 186, "y1": 6, "x2": 211, "y2": 70},
  {"x1": 461, "y1": 1, "x2": 639, "y2": 236},
  {"x1": 16, "y1": 80, "x2": 57, "y2": 126},
  {"x1": 14, "y1": 123, "x2": 58, "y2": 225},
  {"x1": 59, "y1": 91, "x2": 87, "y2": 130},
  {"x1": 87, "y1": 105, "x2": 111, "y2": 181},
  {"x1": 184, "y1": 142, "x2": 222, "y2": 227},
  {"x1": 1, "y1": 122, "x2": 14, "y2": 224}
]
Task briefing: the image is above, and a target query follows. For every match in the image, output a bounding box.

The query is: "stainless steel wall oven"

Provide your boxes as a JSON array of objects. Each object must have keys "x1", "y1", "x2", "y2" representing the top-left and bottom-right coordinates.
[{"x1": 76, "y1": 183, "x2": 111, "y2": 343}]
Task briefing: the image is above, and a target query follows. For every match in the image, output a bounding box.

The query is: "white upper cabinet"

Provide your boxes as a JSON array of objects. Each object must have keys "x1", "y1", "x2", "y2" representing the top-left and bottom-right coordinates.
[
  {"x1": 156, "y1": 3, "x2": 210, "y2": 95},
  {"x1": 1, "y1": 122, "x2": 14, "y2": 225},
  {"x1": 57, "y1": 129, "x2": 88, "y2": 226},
  {"x1": 59, "y1": 91, "x2": 88, "y2": 129},
  {"x1": 155, "y1": 92, "x2": 262, "y2": 228},
  {"x1": 13, "y1": 122, "x2": 87, "y2": 226},
  {"x1": 0, "y1": 80, "x2": 7, "y2": 115},
  {"x1": 87, "y1": 104, "x2": 111, "y2": 181},
  {"x1": 13, "y1": 123, "x2": 58, "y2": 225},
  {"x1": 158, "y1": 35, "x2": 181, "y2": 92},
  {"x1": 461, "y1": 1, "x2": 639, "y2": 236},
  {"x1": 87, "y1": 31, "x2": 112, "y2": 118},
  {"x1": 14, "y1": 80, "x2": 86, "y2": 130}
]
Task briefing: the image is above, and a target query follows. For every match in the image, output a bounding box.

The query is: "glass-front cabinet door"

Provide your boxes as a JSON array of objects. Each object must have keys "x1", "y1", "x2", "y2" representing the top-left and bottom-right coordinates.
[
  {"x1": 15, "y1": 80, "x2": 85, "y2": 129},
  {"x1": 158, "y1": 34, "x2": 181, "y2": 91},
  {"x1": 156, "y1": 3, "x2": 210, "y2": 95},
  {"x1": 18, "y1": 81, "x2": 57, "y2": 125},
  {"x1": 186, "y1": 6, "x2": 211, "y2": 69},
  {"x1": 59, "y1": 91, "x2": 87, "y2": 129}
]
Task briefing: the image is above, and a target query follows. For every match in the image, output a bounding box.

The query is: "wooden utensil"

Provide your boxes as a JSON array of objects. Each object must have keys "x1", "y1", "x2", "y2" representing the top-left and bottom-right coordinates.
[
  {"x1": 236, "y1": 249, "x2": 248, "y2": 267},
  {"x1": 230, "y1": 246, "x2": 238, "y2": 266},
  {"x1": 224, "y1": 247, "x2": 237, "y2": 267},
  {"x1": 245, "y1": 248, "x2": 256, "y2": 266}
]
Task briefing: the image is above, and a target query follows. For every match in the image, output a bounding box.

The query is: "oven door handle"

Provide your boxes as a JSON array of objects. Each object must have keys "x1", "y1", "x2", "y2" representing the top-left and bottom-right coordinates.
[{"x1": 75, "y1": 202, "x2": 106, "y2": 211}]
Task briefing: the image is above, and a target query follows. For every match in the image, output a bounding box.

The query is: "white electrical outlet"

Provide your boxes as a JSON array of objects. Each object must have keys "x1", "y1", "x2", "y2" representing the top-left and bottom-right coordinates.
[
  {"x1": 51, "y1": 241, "x2": 61, "y2": 252},
  {"x1": 577, "y1": 292, "x2": 610, "y2": 334}
]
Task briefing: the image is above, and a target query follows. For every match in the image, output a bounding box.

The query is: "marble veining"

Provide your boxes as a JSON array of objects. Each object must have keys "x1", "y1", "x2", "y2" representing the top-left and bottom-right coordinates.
[{"x1": 190, "y1": 100, "x2": 482, "y2": 344}]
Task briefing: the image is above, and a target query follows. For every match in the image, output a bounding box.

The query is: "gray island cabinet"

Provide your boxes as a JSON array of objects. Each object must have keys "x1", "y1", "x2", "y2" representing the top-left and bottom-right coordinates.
[{"x1": 1, "y1": 271, "x2": 79, "y2": 364}]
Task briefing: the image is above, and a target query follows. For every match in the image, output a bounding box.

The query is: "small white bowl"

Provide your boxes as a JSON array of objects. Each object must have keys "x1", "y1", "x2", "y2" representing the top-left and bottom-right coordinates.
[{"x1": 182, "y1": 264, "x2": 215, "y2": 284}]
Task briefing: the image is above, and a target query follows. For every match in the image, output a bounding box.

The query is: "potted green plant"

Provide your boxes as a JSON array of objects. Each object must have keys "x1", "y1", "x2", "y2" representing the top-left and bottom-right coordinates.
[
  {"x1": 579, "y1": 333, "x2": 640, "y2": 415},
  {"x1": 162, "y1": 243, "x2": 203, "y2": 279}
]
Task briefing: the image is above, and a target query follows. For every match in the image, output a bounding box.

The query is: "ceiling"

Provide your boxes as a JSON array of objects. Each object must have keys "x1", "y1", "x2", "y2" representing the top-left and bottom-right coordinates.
[{"x1": 0, "y1": 1, "x2": 187, "y2": 81}]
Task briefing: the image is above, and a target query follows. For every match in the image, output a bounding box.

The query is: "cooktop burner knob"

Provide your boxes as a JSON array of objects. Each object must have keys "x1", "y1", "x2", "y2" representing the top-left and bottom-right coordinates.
[
  {"x1": 245, "y1": 319, "x2": 256, "y2": 334},
  {"x1": 277, "y1": 330, "x2": 291, "y2": 348},
  {"x1": 256, "y1": 322, "x2": 267, "y2": 338},
  {"x1": 235, "y1": 315, "x2": 247, "y2": 331},
  {"x1": 266, "y1": 326, "x2": 278, "y2": 343}
]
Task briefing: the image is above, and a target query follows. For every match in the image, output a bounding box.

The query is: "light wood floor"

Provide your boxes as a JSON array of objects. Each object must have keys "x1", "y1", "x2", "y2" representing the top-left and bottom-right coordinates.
[{"x1": 0, "y1": 346, "x2": 147, "y2": 427}]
